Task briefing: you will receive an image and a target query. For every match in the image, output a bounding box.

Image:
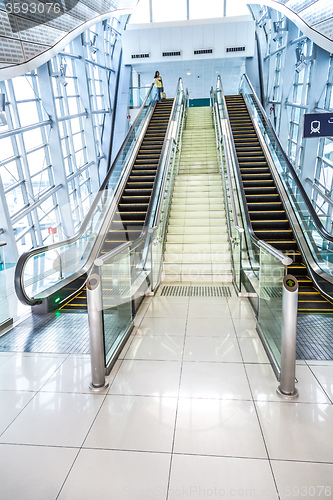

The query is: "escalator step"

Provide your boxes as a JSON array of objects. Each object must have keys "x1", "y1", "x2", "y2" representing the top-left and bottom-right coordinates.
[
  {"x1": 240, "y1": 168, "x2": 270, "y2": 173},
  {"x1": 251, "y1": 220, "x2": 290, "y2": 229},
  {"x1": 117, "y1": 212, "x2": 147, "y2": 221},
  {"x1": 112, "y1": 219, "x2": 145, "y2": 227},
  {"x1": 126, "y1": 182, "x2": 154, "y2": 187},
  {"x1": 246, "y1": 195, "x2": 281, "y2": 202},
  {"x1": 121, "y1": 196, "x2": 151, "y2": 203},
  {"x1": 242, "y1": 174, "x2": 273, "y2": 180},
  {"x1": 129, "y1": 176, "x2": 156, "y2": 182},
  {"x1": 244, "y1": 187, "x2": 278, "y2": 193},
  {"x1": 132, "y1": 168, "x2": 157, "y2": 174},
  {"x1": 238, "y1": 162, "x2": 269, "y2": 167},
  {"x1": 254, "y1": 229, "x2": 293, "y2": 238},
  {"x1": 119, "y1": 204, "x2": 149, "y2": 211},
  {"x1": 242, "y1": 180, "x2": 275, "y2": 187},
  {"x1": 247, "y1": 201, "x2": 283, "y2": 209},
  {"x1": 123, "y1": 190, "x2": 152, "y2": 196}
]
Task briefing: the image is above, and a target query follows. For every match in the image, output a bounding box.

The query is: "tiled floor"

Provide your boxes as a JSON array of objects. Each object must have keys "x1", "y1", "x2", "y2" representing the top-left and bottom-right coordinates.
[{"x1": 0, "y1": 285, "x2": 333, "y2": 499}]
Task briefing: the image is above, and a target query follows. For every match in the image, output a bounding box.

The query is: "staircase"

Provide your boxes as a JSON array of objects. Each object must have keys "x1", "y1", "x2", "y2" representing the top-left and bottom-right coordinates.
[
  {"x1": 225, "y1": 94, "x2": 333, "y2": 314},
  {"x1": 163, "y1": 106, "x2": 232, "y2": 283}
]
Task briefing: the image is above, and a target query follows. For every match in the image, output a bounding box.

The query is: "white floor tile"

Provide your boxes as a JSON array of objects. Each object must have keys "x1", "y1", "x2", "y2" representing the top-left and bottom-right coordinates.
[
  {"x1": 117, "y1": 334, "x2": 136, "y2": 359},
  {"x1": 246, "y1": 364, "x2": 331, "y2": 404},
  {"x1": 228, "y1": 302, "x2": 256, "y2": 319},
  {"x1": 0, "y1": 392, "x2": 104, "y2": 447},
  {"x1": 168, "y1": 454, "x2": 278, "y2": 499},
  {"x1": 84, "y1": 395, "x2": 177, "y2": 453},
  {"x1": 232, "y1": 318, "x2": 257, "y2": 335},
  {"x1": 179, "y1": 362, "x2": 252, "y2": 400},
  {"x1": 145, "y1": 301, "x2": 188, "y2": 318},
  {"x1": 183, "y1": 337, "x2": 242, "y2": 362},
  {"x1": 309, "y1": 365, "x2": 333, "y2": 402},
  {"x1": 186, "y1": 317, "x2": 236, "y2": 337},
  {"x1": 136, "y1": 317, "x2": 187, "y2": 337},
  {"x1": 125, "y1": 336, "x2": 184, "y2": 361},
  {"x1": 0, "y1": 354, "x2": 65, "y2": 391},
  {"x1": 306, "y1": 360, "x2": 333, "y2": 366},
  {"x1": 188, "y1": 302, "x2": 232, "y2": 319},
  {"x1": 109, "y1": 360, "x2": 181, "y2": 397},
  {"x1": 188, "y1": 296, "x2": 229, "y2": 305},
  {"x1": 238, "y1": 338, "x2": 270, "y2": 363},
  {"x1": 174, "y1": 398, "x2": 267, "y2": 458},
  {"x1": 39, "y1": 356, "x2": 117, "y2": 394},
  {"x1": 0, "y1": 391, "x2": 35, "y2": 435},
  {"x1": 256, "y1": 401, "x2": 333, "y2": 462},
  {"x1": 58, "y1": 449, "x2": 170, "y2": 500},
  {"x1": 0, "y1": 444, "x2": 77, "y2": 500},
  {"x1": 271, "y1": 460, "x2": 333, "y2": 500}
]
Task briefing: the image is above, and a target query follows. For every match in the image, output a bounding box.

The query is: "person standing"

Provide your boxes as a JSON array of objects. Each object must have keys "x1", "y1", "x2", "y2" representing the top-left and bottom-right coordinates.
[{"x1": 154, "y1": 71, "x2": 163, "y2": 101}]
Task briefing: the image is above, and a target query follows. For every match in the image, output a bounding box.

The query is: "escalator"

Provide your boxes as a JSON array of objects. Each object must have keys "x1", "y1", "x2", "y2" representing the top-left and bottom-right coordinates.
[
  {"x1": 224, "y1": 94, "x2": 333, "y2": 314},
  {"x1": 60, "y1": 99, "x2": 174, "y2": 311}
]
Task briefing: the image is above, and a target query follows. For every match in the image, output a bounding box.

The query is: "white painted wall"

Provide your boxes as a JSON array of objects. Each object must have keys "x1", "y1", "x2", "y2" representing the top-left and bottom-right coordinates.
[
  {"x1": 123, "y1": 17, "x2": 255, "y2": 64},
  {"x1": 122, "y1": 17, "x2": 255, "y2": 99}
]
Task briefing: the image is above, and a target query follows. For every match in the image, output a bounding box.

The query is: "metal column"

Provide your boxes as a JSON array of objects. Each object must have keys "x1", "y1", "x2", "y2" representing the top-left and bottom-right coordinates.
[
  {"x1": 277, "y1": 274, "x2": 299, "y2": 399},
  {"x1": 87, "y1": 268, "x2": 109, "y2": 391}
]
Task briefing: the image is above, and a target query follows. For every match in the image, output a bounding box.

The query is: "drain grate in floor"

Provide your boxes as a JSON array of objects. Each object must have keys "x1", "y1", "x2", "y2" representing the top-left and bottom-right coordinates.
[{"x1": 161, "y1": 285, "x2": 231, "y2": 297}]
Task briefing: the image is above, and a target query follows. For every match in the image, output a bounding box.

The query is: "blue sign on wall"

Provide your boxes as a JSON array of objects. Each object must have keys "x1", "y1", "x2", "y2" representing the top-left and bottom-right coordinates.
[{"x1": 303, "y1": 112, "x2": 333, "y2": 138}]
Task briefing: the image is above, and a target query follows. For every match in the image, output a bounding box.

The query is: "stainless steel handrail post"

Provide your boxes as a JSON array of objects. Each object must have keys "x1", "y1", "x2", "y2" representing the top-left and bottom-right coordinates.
[
  {"x1": 277, "y1": 274, "x2": 299, "y2": 399},
  {"x1": 86, "y1": 266, "x2": 109, "y2": 392}
]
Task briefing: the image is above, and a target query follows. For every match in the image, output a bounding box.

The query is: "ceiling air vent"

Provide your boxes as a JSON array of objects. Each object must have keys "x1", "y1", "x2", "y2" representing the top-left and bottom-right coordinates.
[
  {"x1": 131, "y1": 53, "x2": 150, "y2": 59},
  {"x1": 226, "y1": 46, "x2": 246, "y2": 53},
  {"x1": 162, "y1": 51, "x2": 181, "y2": 57},
  {"x1": 194, "y1": 48, "x2": 213, "y2": 55}
]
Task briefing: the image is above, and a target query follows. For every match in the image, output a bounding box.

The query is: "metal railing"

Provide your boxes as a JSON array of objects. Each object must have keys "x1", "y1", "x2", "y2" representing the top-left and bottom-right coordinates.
[
  {"x1": 85, "y1": 79, "x2": 187, "y2": 379},
  {"x1": 213, "y1": 76, "x2": 296, "y2": 377}
]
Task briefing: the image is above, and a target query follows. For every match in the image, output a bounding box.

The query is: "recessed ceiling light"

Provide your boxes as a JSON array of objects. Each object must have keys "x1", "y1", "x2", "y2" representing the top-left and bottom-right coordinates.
[{"x1": 186, "y1": 71, "x2": 191, "y2": 75}]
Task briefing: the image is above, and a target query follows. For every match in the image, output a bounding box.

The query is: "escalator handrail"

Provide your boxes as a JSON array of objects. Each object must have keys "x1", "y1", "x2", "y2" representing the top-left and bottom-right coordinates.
[
  {"x1": 240, "y1": 73, "x2": 333, "y2": 243},
  {"x1": 216, "y1": 75, "x2": 292, "y2": 266},
  {"x1": 15, "y1": 83, "x2": 155, "y2": 306},
  {"x1": 144, "y1": 78, "x2": 183, "y2": 230},
  {"x1": 212, "y1": 95, "x2": 243, "y2": 235},
  {"x1": 90, "y1": 79, "x2": 185, "y2": 268}
]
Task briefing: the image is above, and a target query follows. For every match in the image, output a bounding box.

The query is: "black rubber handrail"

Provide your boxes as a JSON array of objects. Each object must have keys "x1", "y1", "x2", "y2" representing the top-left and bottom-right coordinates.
[
  {"x1": 145, "y1": 78, "x2": 183, "y2": 229},
  {"x1": 216, "y1": 75, "x2": 287, "y2": 264},
  {"x1": 15, "y1": 83, "x2": 155, "y2": 306},
  {"x1": 241, "y1": 73, "x2": 333, "y2": 243}
]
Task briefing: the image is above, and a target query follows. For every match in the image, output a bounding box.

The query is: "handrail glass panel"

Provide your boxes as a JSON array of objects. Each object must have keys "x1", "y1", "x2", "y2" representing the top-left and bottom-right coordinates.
[
  {"x1": 0, "y1": 244, "x2": 11, "y2": 331},
  {"x1": 129, "y1": 86, "x2": 152, "y2": 108},
  {"x1": 258, "y1": 247, "x2": 285, "y2": 367},
  {"x1": 149, "y1": 83, "x2": 186, "y2": 289},
  {"x1": 214, "y1": 81, "x2": 260, "y2": 292},
  {"x1": 100, "y1": 245, "x2": 132, "y2": 366}
]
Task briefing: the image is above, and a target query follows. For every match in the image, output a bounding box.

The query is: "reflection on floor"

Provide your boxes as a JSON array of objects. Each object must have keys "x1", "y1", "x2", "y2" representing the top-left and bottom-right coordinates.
[{"x1": 0, "y1": 282, "x2": 332, "y2": 499}]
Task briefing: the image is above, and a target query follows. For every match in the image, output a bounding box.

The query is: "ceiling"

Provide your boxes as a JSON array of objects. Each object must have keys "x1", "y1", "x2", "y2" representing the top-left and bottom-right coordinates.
[
  {"x1": 257, "y1": 0, "x2": 333, "y2": 52},
  {"x1": 0, "y1": 0, "x2": 137, "y2": 80}
]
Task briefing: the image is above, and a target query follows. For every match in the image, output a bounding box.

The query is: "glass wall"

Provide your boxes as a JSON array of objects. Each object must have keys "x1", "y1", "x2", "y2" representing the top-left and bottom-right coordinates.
[
  {"x1": 250, "y1": 4, "x2": 333, "y2": 233},
  {"x1": 0, "y1": 16, "x2": 124, "y2": 261}
]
